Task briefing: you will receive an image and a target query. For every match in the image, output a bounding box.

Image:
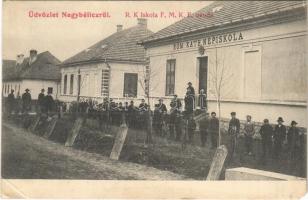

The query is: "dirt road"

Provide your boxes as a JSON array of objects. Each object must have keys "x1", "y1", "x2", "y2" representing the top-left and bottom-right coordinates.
[{"x1": 1, "y1": 122, "x2": 185, "y2": 180}]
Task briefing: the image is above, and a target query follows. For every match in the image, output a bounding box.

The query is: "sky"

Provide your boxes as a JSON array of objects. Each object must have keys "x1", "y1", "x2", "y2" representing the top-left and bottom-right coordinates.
[{"x1": 3, "y1": 1, "x2": 212, "y2": 61}]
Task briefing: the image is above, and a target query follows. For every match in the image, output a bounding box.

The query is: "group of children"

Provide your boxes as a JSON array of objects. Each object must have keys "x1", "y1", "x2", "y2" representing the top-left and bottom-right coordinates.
[{"x1": 198, "y1": 111, "x2": 305, "y2": 161}]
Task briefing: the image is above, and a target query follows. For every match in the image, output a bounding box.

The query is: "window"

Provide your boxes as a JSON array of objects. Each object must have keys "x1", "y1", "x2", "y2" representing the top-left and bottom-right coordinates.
[
  {"x1": 101, "y1": 69, "x2": 110, "y2": 97},
  {"x1": 70, "y1": 74, "x2": 74, "y2": 95},
  {"x1": 123, "y1": 73, "x2": 138, "y2": 97},
  {"x1": 63, "y1": 75, "x2": 67, "y2": 94},
  {"x1": 48, "y1": 87, "x2": 53, "y2": 94},
  {"x1": 77, "y1": 74, "x2": 81, "y2": 95},
  {"x1": 165, "y1": 59, "x2": 176, "y2": 96}
]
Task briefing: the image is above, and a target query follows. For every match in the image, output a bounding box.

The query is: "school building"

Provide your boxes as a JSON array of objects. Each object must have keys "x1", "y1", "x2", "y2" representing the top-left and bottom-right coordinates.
[
  {"x1": 140, "y1": 1, "x2": 307, "y2": 127},
  {"x1": 59, "y1": 18, "x2": 153, "y2": 103}
]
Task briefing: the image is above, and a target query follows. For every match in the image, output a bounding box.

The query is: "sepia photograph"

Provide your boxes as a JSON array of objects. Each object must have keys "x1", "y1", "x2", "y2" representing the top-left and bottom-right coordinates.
[{"x1": 1, "y1": 0, "x2": 307, "y2": 198}]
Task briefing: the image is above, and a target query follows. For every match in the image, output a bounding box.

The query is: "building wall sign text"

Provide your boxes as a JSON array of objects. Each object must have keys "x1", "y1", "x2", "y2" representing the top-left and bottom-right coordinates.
[{"x1": 173, "y1": 32, "x2": 244, "y2": 50}]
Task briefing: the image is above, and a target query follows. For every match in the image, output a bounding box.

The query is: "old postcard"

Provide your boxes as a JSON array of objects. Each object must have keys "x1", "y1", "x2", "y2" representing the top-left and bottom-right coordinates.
[{"x1": 1, "y1": 0, "x2": 307, "y2": 199}]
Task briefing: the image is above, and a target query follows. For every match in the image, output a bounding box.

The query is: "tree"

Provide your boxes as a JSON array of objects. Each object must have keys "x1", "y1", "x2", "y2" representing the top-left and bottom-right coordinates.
[
  {"x1": 133, "y1": 59, "x2": 160, "y2": 144},
  {"x1": 209, "y1": 47, "x2": 233, "y2": 146}
]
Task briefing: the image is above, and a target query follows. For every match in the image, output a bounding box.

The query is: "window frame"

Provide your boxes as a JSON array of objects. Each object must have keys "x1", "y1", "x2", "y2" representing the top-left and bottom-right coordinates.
[
  {"x1": 165, "y1": 59, "x2": 176, "y2": 96},
  {"x1": 123, "y1": 73, "x2": 138, "y2": 98},
  {"x1": 63, "y1": 75, "x2": 68, "y2": 95},
  {"x1": 69, "y1": 74, "x2": 74, "y2": 95}
]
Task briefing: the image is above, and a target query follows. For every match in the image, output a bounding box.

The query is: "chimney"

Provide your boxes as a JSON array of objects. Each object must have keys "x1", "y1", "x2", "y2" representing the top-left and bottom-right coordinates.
[
  {"x1": 137, "y1": 18, "x2": 147, "y2": 28},
  {"x1": 117, "y1": 25, "x2": 123, "y2": 32},
  {"x1": 16, "y1": 54, "x2": 24, "y2": 65},
  {"x1": 29, "y1": 49, "x2": 37, "y2": 64}
]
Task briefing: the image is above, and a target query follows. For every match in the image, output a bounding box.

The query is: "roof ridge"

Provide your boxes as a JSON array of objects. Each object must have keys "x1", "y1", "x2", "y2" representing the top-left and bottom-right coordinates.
[
  {"x1": 62, "y1": 27, "x2": 135, "y2": 63},
  {"x1": 62, "y1": 24, "x2": 153, "y2": 65},
  {"x1": 97, "y1": 25, "x2": 144, "y2": 59},
  {"x1": 143, "y1": 1, "x2": 306, "y2": 43}
]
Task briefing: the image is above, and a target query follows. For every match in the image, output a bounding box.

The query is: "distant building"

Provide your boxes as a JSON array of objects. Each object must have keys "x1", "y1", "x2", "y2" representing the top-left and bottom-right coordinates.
[
  {"x1": 59, "y1": 18, "x2": 153, "y2": 103},
  {"x1": 2, "y1": 50, "x2": 61, "y2": 99},
  {"x1": 140, "y1": 1, "x2": 307, "y2": 127}
]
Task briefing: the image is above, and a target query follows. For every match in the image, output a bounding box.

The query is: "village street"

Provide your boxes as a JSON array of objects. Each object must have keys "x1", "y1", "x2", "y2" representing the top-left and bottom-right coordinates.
[{"x1": 1, "y1": 122, "x2": 185, "y2": 180}]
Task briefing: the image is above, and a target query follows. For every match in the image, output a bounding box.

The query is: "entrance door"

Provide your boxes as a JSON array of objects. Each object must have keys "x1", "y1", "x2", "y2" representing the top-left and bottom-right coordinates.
[{"x1": 198, "y1": 57, "x2": 208, "y2": 93}]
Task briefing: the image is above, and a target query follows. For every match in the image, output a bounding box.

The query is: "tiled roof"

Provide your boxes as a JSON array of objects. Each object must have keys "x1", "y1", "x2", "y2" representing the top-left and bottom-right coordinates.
[
  {"x1": 141, "y1": 1, "x2": 306, "y2": 43},
  {"x1": 2, "y1": 51, "x2": 61, "y2": 81},
  {"x1": 62, "y1": 24, "x2": 153, "y2": 65},
  {"x1": 2, "y1": 60, "x2": 16, "y2": 80}
]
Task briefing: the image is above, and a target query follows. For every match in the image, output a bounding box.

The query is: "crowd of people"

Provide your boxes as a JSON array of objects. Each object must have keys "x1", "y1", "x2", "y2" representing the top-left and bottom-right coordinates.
[
  {"x1": 4, "y1": 83, "x2": 306, "y2": 162},
  {"x1": 4, "y1": 88, "x2": 56, "y2": 116}
]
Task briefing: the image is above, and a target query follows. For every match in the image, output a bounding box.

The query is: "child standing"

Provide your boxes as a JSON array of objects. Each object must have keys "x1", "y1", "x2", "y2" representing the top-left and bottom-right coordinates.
[{"x1": 244, "y1": 115, "x2": 255, "y2": 155}]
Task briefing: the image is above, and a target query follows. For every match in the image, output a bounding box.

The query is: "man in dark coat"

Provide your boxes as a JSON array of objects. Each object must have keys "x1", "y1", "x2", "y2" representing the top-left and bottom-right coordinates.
[
  {"x1": 259, "y1": 119, "x2": 273, "y2": 159},
  {"x1": 174, "y1": 111, "x2": 183, "y2": 141},
  {"x1": 184, "y1": 89, "x2": 194, "y2": 115},
  {"x1": 44, "y1": 91, "x2": 55, "y2": 117},
  {"x1": 228, "y1": 112, "x2": 240, "y2": 159},
  {"x1": 287, "y1": 121, "x2": 301, "y2": 161},
  {"x1": 170, "y1": 94, "x2": 182, "y2": 112},
  {"x1": 199, "y1": 112, "x2": 210, "y2": 147},
  {"x1": 139, "y1": 99, "x2": 148, "y2": 112},
  {"x1": 101, "y1": 97, "x2": 110, "y2": 126},
  {"x1": 22, "y1": 89, "x2": 32, "y2": 113},
  {"x1": 37, "y1": 89, "x2": 45, "y2": 114},
  {"x1": 128, "y1": 100, "x2": 137, "y2": 128},
  {"x1": 273, "y1": 117, "x2": 287, "y2": 159},
  {"x1": 7, "y1": 89, "x2": 15, "y2": 115},
  {"x1": 169, "y1": 95, "x2": 182, "y2": 140},
  {"x1": 137, "y1": 99, "x2": 148, "y2": 129},
  {"x1": 153, "y1": 99, "x2": 167, "y2": 136},
  {"x1": 187, "y1": 115, "x2": 196, "y2": 144},
  {"x1": 124, "y1": 101, "x2": 129, "y2": 125},
  {"x1": 209, "y1": 112, "x2": 219, "y2": 149},
  {"x1": 187, "y1": 82, "x2": 195, "y2": 96}
]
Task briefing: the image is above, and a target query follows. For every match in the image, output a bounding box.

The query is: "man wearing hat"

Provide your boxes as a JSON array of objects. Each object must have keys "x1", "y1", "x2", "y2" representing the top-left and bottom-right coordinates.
[
  {"x1": 199, "y1": 112, "x2": 210, "y2": 147},
  {"x1": 170, "y1": 94, "x2": 182, "y2": 113},
  {"x1": 208, "y1": 112, "x2": 219, "y2": 148},
  {"x1": 22, "y1": 89, "x2": 32, "y2": 113},
  {"x1": 7, "y1": 89, "x2": 15, "y2": 115},
  {"x1": 44, "y1": 90, "x2": 55, "y2": 117},
  {"x1": 128, "y1": 100, "x2": 137, "y2": 128},
  {"x1": 228, "y1": 112, "x2": 240, "y2": 159},
  {"x1": 186, "y1": 82, "x2": 195, "y2": 111},
  {"x1": 169, "y1": 94, "x2": 182, "y2": 140},
  {"x1": 37, "y1": 89, "x2": 45, "y2": 114},
  {"x1": 259, "y1": 119, "x2": 273, "y2": 160},
  {"x1": 287, "y1": 121, "x2": 301, "y2": 161},
  {"x1": 138, "y1": 99, "x2": 148, "y2": 129},
  {"x1": 273, "y1": 117, "x2": 287, "y2": 159},
  {"x1": 153, "y1": 98, "x2": 167, "y2": 136},
  {"x1": 184, "y1": 88, "x2": 195, "y2": 115},
  {"x1": 187, "y1": 82, "x2": 195, "y2": 96}
]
